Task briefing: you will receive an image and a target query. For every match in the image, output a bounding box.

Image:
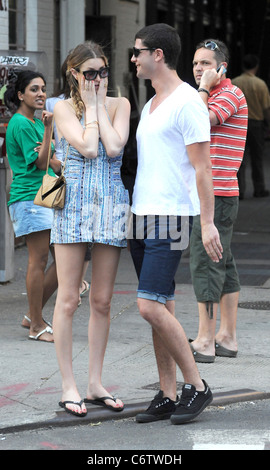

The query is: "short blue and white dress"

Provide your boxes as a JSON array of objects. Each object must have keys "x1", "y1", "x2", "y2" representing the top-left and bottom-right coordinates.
[{"x1": 50, "y1": 125, "x2": 130, "y2": 248}]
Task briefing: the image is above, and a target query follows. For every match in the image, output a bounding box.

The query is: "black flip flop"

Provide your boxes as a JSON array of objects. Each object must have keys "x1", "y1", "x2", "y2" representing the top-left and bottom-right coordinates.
[
  {"x1": 84, "y1": 396, "x2": 124, "y2": 412},
  {"x1": 59, "y1": 399, "x2": 87, "y2": 417}
]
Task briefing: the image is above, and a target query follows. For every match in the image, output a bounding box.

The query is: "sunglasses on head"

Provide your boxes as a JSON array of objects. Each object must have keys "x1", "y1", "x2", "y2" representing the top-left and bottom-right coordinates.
[
  {"x1": 132, "y1": 47, "x2": 156, "y2": 57},
  {"x1": 82, "y1": 67, "x2": 109, "y2": 81},
  {"x1": 204, "y1": 41, "x2": 220, "y2": 51}
]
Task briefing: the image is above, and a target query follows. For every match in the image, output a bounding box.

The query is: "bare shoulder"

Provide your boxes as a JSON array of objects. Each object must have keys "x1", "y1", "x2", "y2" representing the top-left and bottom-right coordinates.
[
  {"x1": 106, "y1": 96, "x2": 130, "y2": 112},
  {"x1": 54, "y1": 98, "x2": 75, "y2": 115}
]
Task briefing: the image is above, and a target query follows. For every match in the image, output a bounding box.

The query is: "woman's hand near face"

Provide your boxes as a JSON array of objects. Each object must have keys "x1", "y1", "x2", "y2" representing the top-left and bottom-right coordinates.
[
  {"x1": 80, "y1": 76, "x2": 97, "y2": 109},
  {"x1": 96, "y1": 78, "x2": 108, "y2": 107}
]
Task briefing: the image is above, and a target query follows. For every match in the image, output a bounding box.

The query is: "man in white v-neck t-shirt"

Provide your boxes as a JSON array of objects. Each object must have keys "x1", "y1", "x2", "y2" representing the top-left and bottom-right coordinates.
[
  {"x1": 132, "y1": 82, "x2": 210, "y2": 216},
  {"x1": 129, "y1": 23, "x2": 223, "y2": 425}
]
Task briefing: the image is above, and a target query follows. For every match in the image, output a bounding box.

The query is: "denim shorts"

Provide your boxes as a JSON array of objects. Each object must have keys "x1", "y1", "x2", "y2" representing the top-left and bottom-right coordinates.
[
  {"x1": 9, "y1": 200, "x2": 54, "y2": 238},
  {"x1": 130, "y1": 214, "x2": 193, "y2": 304}
]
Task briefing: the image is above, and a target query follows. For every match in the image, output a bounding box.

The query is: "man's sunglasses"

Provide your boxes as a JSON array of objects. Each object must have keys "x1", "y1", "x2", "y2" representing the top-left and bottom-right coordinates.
[
  {"x1": 204, "y1": 41, "x2": 220, "y2": 51},
  {"x1": 82, "y1": 67, "x2": 109, "y2": 81},
  {"x1": 132, "y1": 47, "x2": 156, "y2": 57}
]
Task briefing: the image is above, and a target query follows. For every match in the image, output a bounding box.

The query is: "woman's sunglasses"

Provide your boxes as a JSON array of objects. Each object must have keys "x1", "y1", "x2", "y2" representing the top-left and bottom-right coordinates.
[{"x1": 82, "y1": 67, "x2": 109, "y2": 81}]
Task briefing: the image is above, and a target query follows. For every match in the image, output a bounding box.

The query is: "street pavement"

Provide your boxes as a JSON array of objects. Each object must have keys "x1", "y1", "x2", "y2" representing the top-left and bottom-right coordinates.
[{"x1": 0, "y1": 150, "x2": 270, "y2": 435}]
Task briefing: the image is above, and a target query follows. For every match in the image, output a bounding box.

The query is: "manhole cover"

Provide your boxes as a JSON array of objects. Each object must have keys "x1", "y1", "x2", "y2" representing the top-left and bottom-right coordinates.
[{"x1": 238, "y1": 301, "x2": 270, "y2": 310}]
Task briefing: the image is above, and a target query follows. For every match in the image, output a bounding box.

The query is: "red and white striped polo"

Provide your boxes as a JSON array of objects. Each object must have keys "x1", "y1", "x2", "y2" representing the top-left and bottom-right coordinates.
[{"x1": 208, "y1": 79, "x2": 248, "y2": 197}]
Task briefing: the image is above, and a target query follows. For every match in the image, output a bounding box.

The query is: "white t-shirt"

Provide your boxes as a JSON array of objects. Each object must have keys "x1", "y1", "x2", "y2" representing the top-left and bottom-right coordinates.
[{"x1": 131, "y1": 82, "x2": 210, "y2": 216}]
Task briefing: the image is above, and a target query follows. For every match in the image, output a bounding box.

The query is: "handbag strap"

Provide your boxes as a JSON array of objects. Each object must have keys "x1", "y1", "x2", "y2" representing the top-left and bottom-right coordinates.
[
  {"x1": 45, "y1": 116, "x2": 69, "y2": 175},
  {"x1": 45, "y1": 116, "x2": 55, "y2": 173}
]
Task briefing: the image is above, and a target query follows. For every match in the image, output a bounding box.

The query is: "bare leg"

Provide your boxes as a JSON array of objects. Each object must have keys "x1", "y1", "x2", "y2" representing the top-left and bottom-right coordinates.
[
  {"x1": 191, "y1": 302, "x2": 218, "y2": 356},
  {"x1": 80, "y1": 243, "x2": 91, "y2": 294},
  {"x1": 42, "y1": 246, "x2": 58, "y2": 303},
  {"x1": 86, "y1": 244, "x2": 123, "y2": 409},
  {"x1": 215, "y1": 291, "x2": 238, "y2": 351},
  {"x1": 24, "y1": 230, "x2": 57, "y2": 341},
  {"x1": 53, "y1": 243, "x2": 87, "y2": 415},
  {"x1": 80, "y1": 260, "x2": 90, "y2": 291},
  {"x1": 152, "y1": 300, "x2": 177, "y2": 399},
  {"x1": 78, "y1": 260, "x2": 90, "y2": 303},
  {"x1": 22, "y1": 244, "x2": 58, "y2": 328},
  {"x1": 138, "y1": 298, "x2": 205, "y2": 393},
  {"x1": 192, "y1": 292, "x2": 238, "y2": 355}
]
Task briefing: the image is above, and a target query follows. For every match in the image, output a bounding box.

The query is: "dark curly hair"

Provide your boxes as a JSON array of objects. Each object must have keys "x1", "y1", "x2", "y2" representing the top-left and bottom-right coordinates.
[{"x1": 4, "y1": 70, "x2": 46, "y2": 112}]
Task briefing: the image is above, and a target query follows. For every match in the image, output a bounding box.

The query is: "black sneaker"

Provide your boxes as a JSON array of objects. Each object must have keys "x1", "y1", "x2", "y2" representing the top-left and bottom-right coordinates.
[
  {"x1": 170, "y1": 379, "x2": 213, "y2": 425},
  {"x1": 136, "y1": 390, "x2": 178, "y2": 423}
]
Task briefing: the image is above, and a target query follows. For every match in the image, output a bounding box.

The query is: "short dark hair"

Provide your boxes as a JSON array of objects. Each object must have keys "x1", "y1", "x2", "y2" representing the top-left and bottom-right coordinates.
[
  {"x1": 4, "y1": 70, "x2": 46, "y2": 112},
  {"x1": 195, "y1": 38, "x2": 230, "y2": 66},
  {"x1": 135, "y1": 23, "x2": 181, "y2": 70},
  {"x1": 242, "y1": 54, "x2": 259, "y2": 70}
]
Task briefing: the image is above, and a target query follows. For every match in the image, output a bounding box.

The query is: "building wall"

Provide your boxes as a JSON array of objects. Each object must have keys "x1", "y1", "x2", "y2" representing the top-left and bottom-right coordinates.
[
  {"x1": 60, "y1": 0, "x2": 85, "y2": 65},
  {"x1": 37, "y1": 0, "x2": 55, "y2": 94},
  {"x1": 26, "y1": 0, "x2": 38, "y2": 50}
]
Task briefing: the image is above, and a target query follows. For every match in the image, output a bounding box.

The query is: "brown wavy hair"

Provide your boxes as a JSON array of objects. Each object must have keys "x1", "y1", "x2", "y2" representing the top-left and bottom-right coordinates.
[{"x1": 66, "y1": 41, "x2": 108, "y2": 120}]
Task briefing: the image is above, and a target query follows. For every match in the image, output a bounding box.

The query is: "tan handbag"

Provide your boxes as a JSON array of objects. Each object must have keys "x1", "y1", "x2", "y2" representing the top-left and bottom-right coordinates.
[{"x1": 34, "y1": 120, "x2": 69, "y2": 210}]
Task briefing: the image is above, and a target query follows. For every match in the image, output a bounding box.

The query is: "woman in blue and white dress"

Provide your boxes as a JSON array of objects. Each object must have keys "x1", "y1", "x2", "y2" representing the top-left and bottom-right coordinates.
[{"x1": 51, "y1": 41, "x2": 130, "y2": 417}]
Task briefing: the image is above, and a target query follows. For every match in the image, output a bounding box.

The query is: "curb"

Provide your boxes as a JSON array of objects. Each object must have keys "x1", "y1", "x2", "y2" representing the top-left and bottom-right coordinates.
[{"x1": 1, "y1": 389, "x2": 269, "y2": 435}]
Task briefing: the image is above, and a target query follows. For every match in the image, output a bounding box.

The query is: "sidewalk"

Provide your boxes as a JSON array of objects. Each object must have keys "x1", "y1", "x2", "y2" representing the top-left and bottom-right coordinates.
[{"x1": 0, "y1": 154, "x2": 270, "y2": 434}]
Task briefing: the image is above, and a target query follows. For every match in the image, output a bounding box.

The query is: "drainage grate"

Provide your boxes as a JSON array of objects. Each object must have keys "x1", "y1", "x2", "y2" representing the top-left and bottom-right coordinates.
[
  {"x1": 238, "y1": 301, "x2": 270, "y2": 310},
  {"x1": 142, "y1": 382, "x2": 184, "y2": 391}
]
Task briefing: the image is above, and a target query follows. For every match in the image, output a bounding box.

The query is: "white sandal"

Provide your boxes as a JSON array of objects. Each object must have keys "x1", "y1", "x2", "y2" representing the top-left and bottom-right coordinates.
[
  {"x1": 23, "y1": 315, "x2": 52, "y2": 329},
  {"x1": 29, "y1": 325, "x2": 54, "y2": 342}
]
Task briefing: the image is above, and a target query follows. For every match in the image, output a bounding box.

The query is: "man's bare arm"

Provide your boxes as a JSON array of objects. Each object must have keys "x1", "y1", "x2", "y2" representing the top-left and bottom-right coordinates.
[{"x1": 187, "y1": 141, "x2": 223, "y2": 262}]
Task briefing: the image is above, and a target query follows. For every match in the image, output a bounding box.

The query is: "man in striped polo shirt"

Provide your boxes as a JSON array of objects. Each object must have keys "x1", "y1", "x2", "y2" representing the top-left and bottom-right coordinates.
[{"x1": 189, "y1": 39, "x2": 248, "y2": 363}]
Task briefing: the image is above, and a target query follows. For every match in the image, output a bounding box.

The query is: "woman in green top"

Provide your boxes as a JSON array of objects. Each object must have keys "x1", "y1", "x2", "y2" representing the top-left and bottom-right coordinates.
[{"x1": 4, "y1": 70, "x2": 61, "y2": 343}]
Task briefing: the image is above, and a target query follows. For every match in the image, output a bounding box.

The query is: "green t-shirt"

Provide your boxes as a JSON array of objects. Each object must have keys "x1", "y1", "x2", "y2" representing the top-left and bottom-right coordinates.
[{"x1": 6, "y1": 113, "x2": 55, "y2": 205}]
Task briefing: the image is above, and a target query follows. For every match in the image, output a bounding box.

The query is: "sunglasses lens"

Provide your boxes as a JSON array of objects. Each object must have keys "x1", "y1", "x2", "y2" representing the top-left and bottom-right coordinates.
[
  {"x1": 133, "y1": 48, "x2": 139, "y2": 57},
  {"x1": 83, "y1": 71, "x2": 96, "y2": 81},
  {"x1": 100, "y1": 67, "x2": 109, "y2": 78}
]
